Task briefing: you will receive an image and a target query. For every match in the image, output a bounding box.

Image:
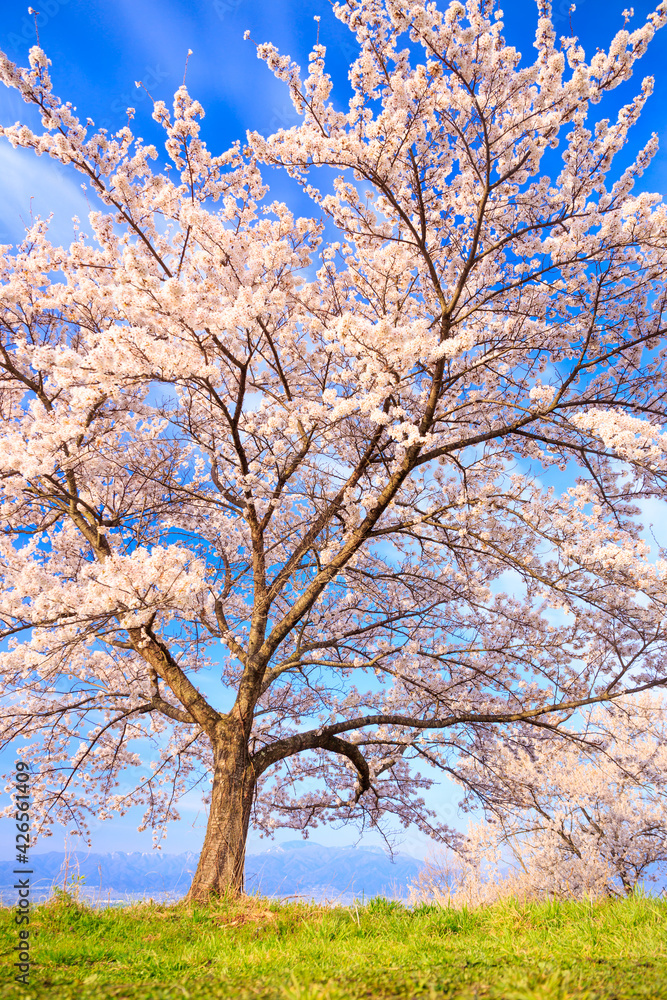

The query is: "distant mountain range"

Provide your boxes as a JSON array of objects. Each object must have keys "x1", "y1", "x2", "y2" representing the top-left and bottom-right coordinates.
[
  {"x1": 246, "y1": 841, "x2": 421, "y2": 901},
  {"x1": 0, "y1": 841, "x2": 423, "y2": 904}
]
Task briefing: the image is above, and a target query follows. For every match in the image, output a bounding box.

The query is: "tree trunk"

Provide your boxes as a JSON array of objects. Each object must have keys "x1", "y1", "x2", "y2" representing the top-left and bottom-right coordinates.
[{"x1": 186, "y1": 728, "x2": 255, "y2": 903}]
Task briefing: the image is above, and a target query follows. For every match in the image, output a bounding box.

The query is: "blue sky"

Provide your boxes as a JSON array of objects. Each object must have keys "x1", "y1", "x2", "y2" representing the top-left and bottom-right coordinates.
[
  {"x1": 2, "y1": 0, "x2": 667, "y2": 245},
  {"x1": 1, "y1": 0, "x2": 667, "y2": 860}
]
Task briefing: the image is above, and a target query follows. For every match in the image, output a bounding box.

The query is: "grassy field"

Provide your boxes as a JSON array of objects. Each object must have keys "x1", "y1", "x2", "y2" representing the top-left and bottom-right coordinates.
[{"x1": 0, "y1": 891, "x2": 666, "y2": 1000}]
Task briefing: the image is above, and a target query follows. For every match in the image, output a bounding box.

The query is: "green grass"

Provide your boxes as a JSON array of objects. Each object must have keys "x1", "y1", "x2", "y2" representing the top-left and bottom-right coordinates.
[{"x1": 1, "y1": 891, "x2": 666, "y2": 999}]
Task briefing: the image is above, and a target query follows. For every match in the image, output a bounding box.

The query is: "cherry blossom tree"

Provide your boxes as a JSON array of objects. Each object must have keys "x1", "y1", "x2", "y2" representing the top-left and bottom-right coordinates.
[
  {"x1": 2, "y1": 0, "x2": 667, "y2": 902},
  {"x1": 411, "y1": 695, "x2": 667, "y2": 904}
]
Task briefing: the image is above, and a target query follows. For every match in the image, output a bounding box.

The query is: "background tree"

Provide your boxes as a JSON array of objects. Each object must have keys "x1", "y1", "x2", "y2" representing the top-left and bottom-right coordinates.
[
  {"x1": 1, "y1": 0, "x2": 667, "y2": 902},
  {"x1": 411, "y1": 694, "x2": 667, "y2": 904}
]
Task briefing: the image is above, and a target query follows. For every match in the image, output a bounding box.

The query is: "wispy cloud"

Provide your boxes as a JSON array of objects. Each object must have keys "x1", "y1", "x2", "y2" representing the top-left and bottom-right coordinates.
[{"x1": 0, "y1": 144, "x2": 90, "y2": 246}]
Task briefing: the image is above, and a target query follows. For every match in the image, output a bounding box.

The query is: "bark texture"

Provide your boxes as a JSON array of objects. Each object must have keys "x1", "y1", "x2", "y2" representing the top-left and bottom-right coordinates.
[{"x1": 186, "y1": 726, "x2": 255, "y2": 902}]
